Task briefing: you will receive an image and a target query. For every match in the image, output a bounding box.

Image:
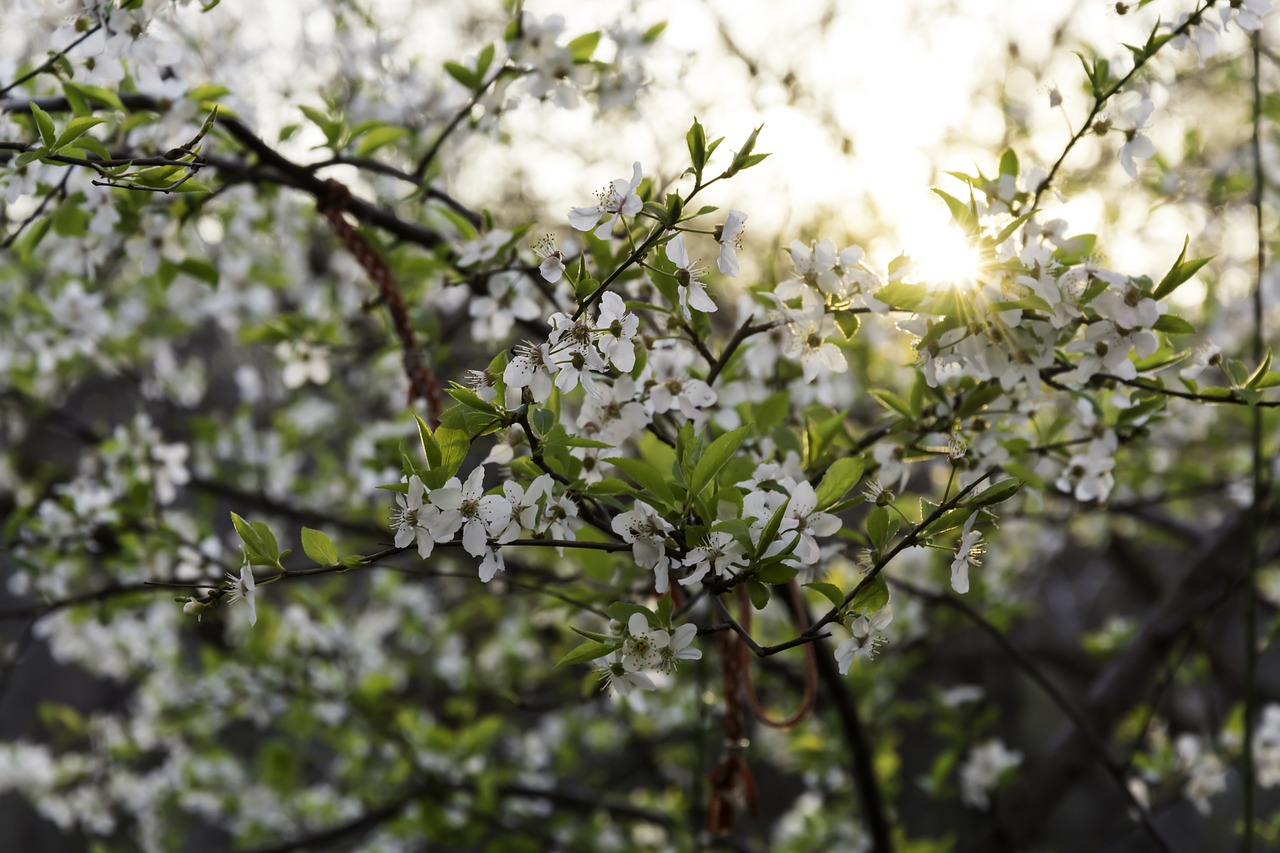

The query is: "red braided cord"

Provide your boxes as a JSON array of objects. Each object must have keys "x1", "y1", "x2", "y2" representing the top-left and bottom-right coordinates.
[
  {"x1": 706, "y1": 616, "x2": 761, "y2": 835},
  {"x1": 317, "y1": 180, "x2": 442, "y2": 425}
]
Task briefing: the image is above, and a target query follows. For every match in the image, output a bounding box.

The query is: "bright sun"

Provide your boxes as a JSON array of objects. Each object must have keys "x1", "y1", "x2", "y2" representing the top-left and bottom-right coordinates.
[{"x1": 909, "y1": 224, "x2": 984, "y2": 290}]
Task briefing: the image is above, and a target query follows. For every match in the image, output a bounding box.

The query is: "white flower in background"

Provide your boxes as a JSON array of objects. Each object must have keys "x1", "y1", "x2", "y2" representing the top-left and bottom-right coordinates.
[
  {"x1": 225, "y1": 560, "x2": 258, "y2": 627},
  {"x1": 960, "y1": 739, "x2": 1022, "y2": 809},
  {"x1": 941, "y1": 685, "x2": 985, "y2": 707},
  {"x1": 532, "y1": 234, "x2": 566, "y2": 283},
  {"x1": 784, "y1": 309, "x2": 848, "y2": 383},
  {"x1": 1253, "y1": 704, "x2": 1280, "y2": 788},
  {"x1": 149, "y1": 440, "x2": 190, "y2": 506},
  {"x1": 594, "y1": 291, "x2": 638, "y2": 372},
  {"x1": 1056, "y1": 431, "x2": 1119, "y2": 503},
  {"x1": 455, "y1": 229, "x2": 511, "y2": 267},
  {"x1": 1114, "y1": 96, "x2": 1155, "y2": 179},
  {"x1": 780, "y1": 239, "x2": 836, "y2": 298},
  {"x1": 1175, "y1": 734, "x2": 1227, "y2": 815},
  {"x1": 593, "y1": 651, "x2": 656, "y2": 697},
  {"x1": 612, "y1": 500, "x2": 674, "y2": 592},
  {"x1": 469, "y1": 271, "x2": 542, "y2": 342},
  {"x1": 951, "y1": 514, "x2": 984, "y2": 594},
  {"x1": 1092, "y1": 280, "x2": 1159, "y2": 330},
  {"x1": 569, "y1": 161, "x2": 644, "y2": 239},
  {"x1": 392, "y1": 474, "x2": 438, "y2": 558},
  {"x1": 681, "y1": 532, "x2": 746, "y2": 585},
  {"x1": 665, "y1": 233, "x2": 717, "y2": 318},
  {"x1": 1170, "y1": 12, "x2": 1222, "y2": 62},
  {"x1": 716, "y1": 210, "x2": 747, "y2": 277},
  {"x1": 834, "y1": 605, "x2": 893, "y2": 673},
  {"x1": 646, "y1": 374, "x2": 717, "y2": 421},
  {"x1": 578, "y1": 376, "x2": 650, "y2": 445},
  {"x1": 1219, "y1": 0, "x2": 1272, "y2": 32},
  {"x1": 1179, "y1": 341, "x2": 1222, "y2": 380},
  {"x1": 1066, "y1": 320, "x2": 1158, "y2": 383},
  {"x1": 275, "y1": 341, "x2": 332, "y2": 388},
  {"x1": 873, "y1": 444, "x2": 910, "y2": 494}
]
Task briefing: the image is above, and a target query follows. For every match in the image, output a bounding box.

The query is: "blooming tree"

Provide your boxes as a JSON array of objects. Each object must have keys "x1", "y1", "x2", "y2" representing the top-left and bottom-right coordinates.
[{"x1": 0, "y1": 1, "x2": 1278, "y2": 851}]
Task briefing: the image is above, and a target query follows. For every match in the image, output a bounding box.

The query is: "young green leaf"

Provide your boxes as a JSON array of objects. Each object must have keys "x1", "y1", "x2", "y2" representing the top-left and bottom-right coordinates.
[
  {"x1": 814, "y1": 457, "x2": 866, "y2": 510},
  {"x1": 689, "y1": 425, "x2": 750, "y2": 499},
  {"x1": 301, "y1": 527, "x2": 339, "y2": 566}
]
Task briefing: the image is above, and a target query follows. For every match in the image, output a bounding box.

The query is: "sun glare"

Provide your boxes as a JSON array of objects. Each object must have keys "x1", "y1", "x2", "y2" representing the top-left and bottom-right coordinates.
[{"x1": 909, "y1": 224, "x2": 984, "y2": 290}]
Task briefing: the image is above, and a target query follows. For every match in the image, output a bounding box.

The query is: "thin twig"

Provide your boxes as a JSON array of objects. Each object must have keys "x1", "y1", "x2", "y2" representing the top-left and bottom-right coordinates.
[{"x1": 891, "y1": 577, "x2": 1172, "y2": 853}]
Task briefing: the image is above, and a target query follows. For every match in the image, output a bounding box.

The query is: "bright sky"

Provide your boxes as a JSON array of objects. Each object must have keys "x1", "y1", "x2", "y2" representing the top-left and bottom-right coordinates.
[
  {"x1": 464, "y1": 0, "x2": 1250, "y2": 288},
  {"x1": 137, "y1": 0, "x2": 1259, "y2": 293}
]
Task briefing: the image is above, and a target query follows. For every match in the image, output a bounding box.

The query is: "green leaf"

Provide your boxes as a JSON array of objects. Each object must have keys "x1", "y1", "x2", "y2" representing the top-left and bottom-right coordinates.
[
  {"x1": 568, "y1": 31, "x2": 602, "y2": 63},
  {"x1": 1153, "y1": 237, "x2": 1213, "y2": 300},
  {"x1": 444, "y1": 61, "x2": 477, "y2": 90},
  {"x1": 756, "y1": 564, "x2": 799, "y2": 584},
  {"x1": 866, "y1": 506, "x2": 897, "y2": 550},
  {"x1": 447, "y1": 385, "x2": 499, "y2": 414},
  {"x1": 354, "y1": 125, "x2": 407, "y2": 157},
  {"x1": 932, "y1": 188, "x2": 978, "y2": 236},
  {"x1": 416, "y1": 413, "x2": 442, "y2": 469},
  {"x1": 605, "y1": 601, "x2": 653, "y2": 625},
  {"x1": 689, "y1": 425, "x2": 750, "y2": 499},
  {"x1": 746, "y1": 580, "x2": 771, "y2": 610},
  {"x1": 804, "y1": 581, "x2": 845, "y2": 609},
  {"x1": 604, "y1": 457, "x2": 676, "y2": 507},
  {"x1": 434, "y1": 426, "x2": 471, "y2": 480},
  {"x1": 814, "y1": 457, "x2": 866, "y2": 510},
  {"x1": 63, "y1": 81, "x2": 124, "y2": 111},
  {"x1": 998, "y1": 148, "x2": 1019, "y2": 177},
  {"x1": 15, "y1": 148, "x2": 47, "y2": 168},
  {"x1": 475, "y1": 43, "x2": 496, "y2": 78},
  {"x1": 919, "y1": 506, "x2": 972, "y2": 539},
  {"x1": 686, "y1": 117, "x2": 707, "y2": 175},
  {"x1": 835, "y1": 311, "x2": 860, "y2": 339},
  {"x1": 570, "y1": 626, "x2": 613, "y2": 643},
  {"x1": 231, "y1": 512, "x2": 280, "y2": 567},
  {"x1": 873, "y1": 281, "x2": 929, "y2": 312},
  {"x1": 556, "y1": 640, "x2": 618, "y2": 667},
  {"x1": 1246, "y1": 351, "x2": 1274, "y2": 389},
  {"x1": 1251, "y1": 370, "x2": 1280, "y2": 389},
  {"x1": 871, "y1": 389, "x2": 914, "y2": 419},
  {"x1": 849, "y1": 574, "x2": 889, "y2": 613},
  {"x1": 301, "y1": 527, "x2": 339, "y2": 566},
  {"x1": 752, "y1": 500, "x2": 791, "y2": 560},
  {"x1": 964, "y1": 477, "x2": 1022, "y2": 509},
  {"x1": 1152, "y1": 314, "x2": 1196, "y2": 335},
  {"x1": 52, "y1": 115, "x2": 107, "y2": 152},
  {"x1": 724, "y1": 125, "x2": 766, "y2": 177},
  {"x1": 30, "y1": 102, "x2": 56, "y2": 149}
]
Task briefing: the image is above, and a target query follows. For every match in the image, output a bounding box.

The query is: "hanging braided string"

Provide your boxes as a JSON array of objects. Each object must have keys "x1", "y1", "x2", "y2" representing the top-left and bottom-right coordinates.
[
  {"x1": 317, "y1": 179, "x2": 442, "y2": 425},
  {"x1": 738, "y1": 580, "x2": 818, "y2": 729},
  {"x1": 706, "y1": 621, "x2": 760, "y2": 836}
]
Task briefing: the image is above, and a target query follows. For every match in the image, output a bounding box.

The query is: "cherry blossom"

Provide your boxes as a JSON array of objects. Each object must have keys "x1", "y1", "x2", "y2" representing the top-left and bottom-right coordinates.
[
  {"x1": 569, "y1": 161, "x2": 644, "y2": 239},
  {"x1": 715, "y1": 210, "x2": 747, "y2": 277},
  {"x1": 665, "y1": 233, "x2": 716, "y2": 319}
]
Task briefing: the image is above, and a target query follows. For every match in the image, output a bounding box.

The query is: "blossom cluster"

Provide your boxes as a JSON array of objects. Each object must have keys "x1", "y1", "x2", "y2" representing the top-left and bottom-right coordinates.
[{"x1": 392, "y1": 468, "x2": 581, "y2": 582}]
